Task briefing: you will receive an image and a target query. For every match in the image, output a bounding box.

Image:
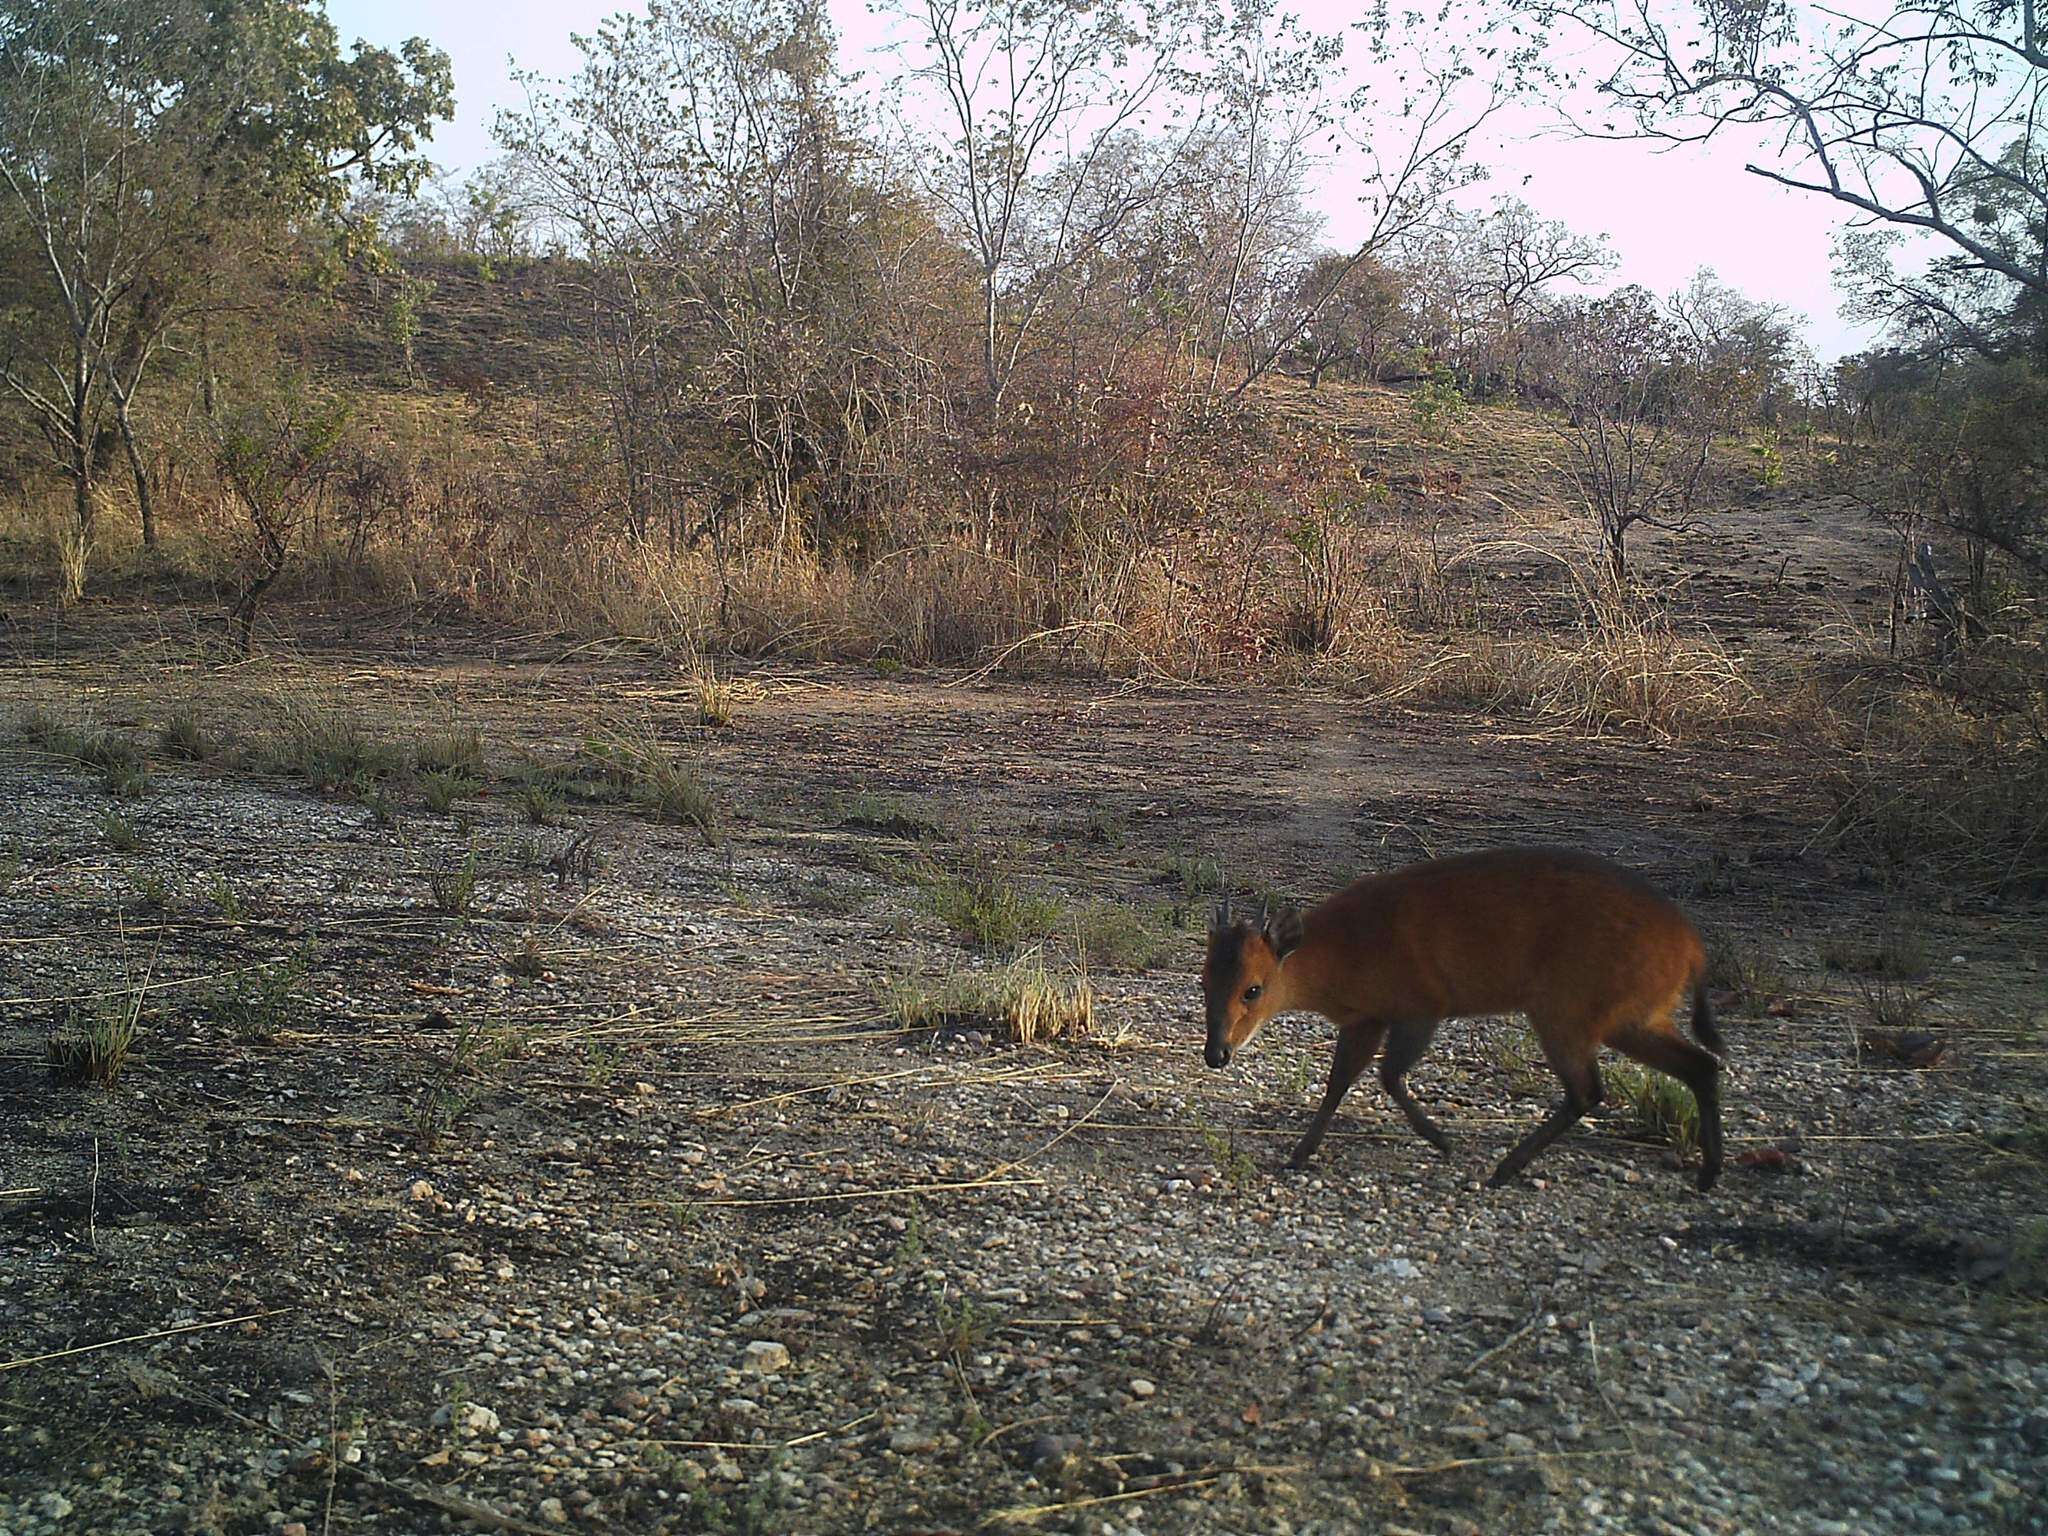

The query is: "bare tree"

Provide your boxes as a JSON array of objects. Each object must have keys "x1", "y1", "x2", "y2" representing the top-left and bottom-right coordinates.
[
  {"x1": 1547, "y1": 284, "x2": 1715, "y2": 583},
  {"x1": 506, "y1": 0, "x2": 952, "y2": 552},
  {"x1": 891, "y1": 0, "x2": 1202, "y2": 411},
  {"x1": 1537, "y1": 1, "x2": 2046, "y2": 355},
  {"x1": 1473, "y1": 197, "x2": 1613, "y2": 391},
  {"x1": 1227, "y1": 8, "x2": 1524, "y2": 399},
  {"x1": 1668, "y1": 267, "x2": 1805, "y2": 422}
]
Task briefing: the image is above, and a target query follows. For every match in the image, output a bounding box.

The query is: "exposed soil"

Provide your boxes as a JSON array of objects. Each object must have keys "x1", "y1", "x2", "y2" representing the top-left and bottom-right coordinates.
[{"x1": 3, "y1": 608, "x2": 2046, "y2": 1536}]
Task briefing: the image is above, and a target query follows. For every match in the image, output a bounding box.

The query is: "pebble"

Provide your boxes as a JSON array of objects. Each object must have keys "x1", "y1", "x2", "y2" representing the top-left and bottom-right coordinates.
[{"x1": 741, "y1": 1341, "x2": 791, "y2": 1375}]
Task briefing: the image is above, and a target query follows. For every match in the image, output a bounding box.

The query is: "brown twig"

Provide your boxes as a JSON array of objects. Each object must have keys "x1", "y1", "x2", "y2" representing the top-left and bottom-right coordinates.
[{"x1": 0, "y1": 1308, "x2": 294, "y2": 1374}]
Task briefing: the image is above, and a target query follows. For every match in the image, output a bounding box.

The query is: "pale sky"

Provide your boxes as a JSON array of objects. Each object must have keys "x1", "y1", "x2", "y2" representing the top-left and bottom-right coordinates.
[{"x1": 328, "y1": 0, "x2": 1883, "y2": 361}]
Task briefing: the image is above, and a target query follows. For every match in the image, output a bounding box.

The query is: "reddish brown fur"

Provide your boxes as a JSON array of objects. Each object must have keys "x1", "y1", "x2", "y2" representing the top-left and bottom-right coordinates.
[{"x1": 1202, "y1": 847, "x2": 1725, "y2": 1190}]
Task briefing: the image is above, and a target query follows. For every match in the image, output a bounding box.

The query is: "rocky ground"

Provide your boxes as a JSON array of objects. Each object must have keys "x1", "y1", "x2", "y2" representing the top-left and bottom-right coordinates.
[{"x1": 2, "y1": 629, "x2": 2045, "y2": 1536}]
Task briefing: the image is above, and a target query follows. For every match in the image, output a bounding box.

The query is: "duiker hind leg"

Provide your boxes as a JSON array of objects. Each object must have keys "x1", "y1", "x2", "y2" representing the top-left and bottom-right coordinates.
[
  {"x1": 1488, "y1": 1018, "x2": 1603, "y2": 1187},
  {"x1": 1610, "y1": 1022, "x2": 1724, "y2": 1192}
]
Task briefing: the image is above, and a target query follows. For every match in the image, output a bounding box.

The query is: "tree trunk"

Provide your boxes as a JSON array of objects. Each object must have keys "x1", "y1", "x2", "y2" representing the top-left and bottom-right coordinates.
[
  {"x1": 1604, "y1": 520, "x2": 1628, "y2": 586},
  {"x1": 230, "y1": 556, "x2": 285, "y2": 656},
  {"x1": 115, "y1": 397, "x2": 155, "y2": 550}
]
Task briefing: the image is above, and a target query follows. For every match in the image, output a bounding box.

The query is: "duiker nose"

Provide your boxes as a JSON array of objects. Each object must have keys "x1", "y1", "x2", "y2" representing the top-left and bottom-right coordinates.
[{"x1": 1204, "y1": 1043, "x2": 1232, "y2": 1069}]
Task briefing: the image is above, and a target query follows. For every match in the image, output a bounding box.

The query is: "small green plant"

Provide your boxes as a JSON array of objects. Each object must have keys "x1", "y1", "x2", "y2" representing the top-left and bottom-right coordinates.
[
  {"x1": 829, "y1": 792, "x2": 945, "y2": 839},
  {"x1": 2001, "y1": 1217, "x2": 2048, "y2": 1300},
  {"x1": 207, "y1": 946, "x2": 314, "y2": 1044},
  {"x1": 1193, "y1": 1106, "x2": 1258, "y2": 1191},
  {"x1": 1280, "y1": 1045, "x2": 1317, "y2": 1102},
  {"x1": 1486, "y1": 1023, "x2": 1551, "y2": 1096},
  {"x1": 920, "y1": 859, "x2": 1066, "y2": 952},
  {"x1": 22, "y1": 710, "x2": 148, "y2": 791},
  {"x1": 414, "y1": 728, "x2": 485, "y2": 778},
  {"x1": 1706, "y1": 937, "x2": 1785, "y2": 1014},
  {"x1": 1606, "y1": 1062, "x2": 1700, "y2": 1159},
  {"x1": 584, "y1": 1038, "x2": 623, "y2": 1088},
  {"x1": 47, "y1": 991, "x2": 144, "y2": 1085},
  {"x1": 346, "y1": 768, "x2": 395, "y2": 827},
  {"x1": 254, "y1": 697, "x2": 401, "y2": 792},
  {"x1": 125, "y1": 867, "x2": 174, "y2": 915},
  {"x1": 209, "y1": 874, "x2": 248, "y2": 923},
  {"x1": 1160, "y1": 849, "x2": 1224, "y2": 901},
  {"x1": 581, "y1": 725, "x2": 718, "y2": 834},
  {"x1": 1411, "y1": 367, "x2": 1467, "y2": 441},
  {"x1": 1069, "y1": 901, "x2": 1176, "y2": 970},
  {"x1": 159, "y1": 711, "x2": 218, "y2": 761},
  {"x1": 1081, "y1": 808, "x2": 1126, "y2": 847},
  {"x1": 789, "y1": 870, "x2": 864, "y2": 915},
  {"x1": 1822, "y1": 927, "x2": 1930, "y2": 981},
  {"x1": 1856, "y1": 975, "x2": 1929, "y2": 1037},
  {"x1": 385, "y1": 271, "x2": 436, "y2": 379},
  {"x1": 428, "y1": 848, "x2": 481, "y2": 917},
  {"x1": 1746, "y1": 431, "x2": 1784, "y2": 488},
  {"x1": 101, "y1": 756, "x2": 152, "y2": 797},
  {"x1": 890, "y1": 1204, "x2": 927, "y2": 1268},
  {"x1": 412, "y1": 1014, "x2": 497, "y2": 1149},
  {"x1": 420, "y1": 769, "x2": 482, "y2": 815},
  {"x1": 934, "y1": 1289, "x2": 994, "y2": 1358},
  {"x1": 517, "y1": 777, "x2": 567, "y2": 826},
  {"x1": 98, "y1": 810, "x2": 142, "y2": 853}
]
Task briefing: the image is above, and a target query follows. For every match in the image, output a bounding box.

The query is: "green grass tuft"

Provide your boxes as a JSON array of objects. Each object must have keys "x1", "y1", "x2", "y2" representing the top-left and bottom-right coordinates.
[{"x1": 1606, "y1": 1062, "x2": 1700, "y2": 1159}]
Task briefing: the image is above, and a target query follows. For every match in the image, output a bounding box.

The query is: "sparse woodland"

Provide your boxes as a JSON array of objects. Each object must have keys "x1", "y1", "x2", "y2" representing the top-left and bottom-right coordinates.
[{"x1": 2, "y1": 2, "x2": 2046, "y2": 1534}]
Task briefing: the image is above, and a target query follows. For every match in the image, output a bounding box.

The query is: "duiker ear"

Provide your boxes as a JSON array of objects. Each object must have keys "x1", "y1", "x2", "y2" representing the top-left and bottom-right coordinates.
[{"x1": 1264, "y1": 906, "x2": 1306, "y2": 961}]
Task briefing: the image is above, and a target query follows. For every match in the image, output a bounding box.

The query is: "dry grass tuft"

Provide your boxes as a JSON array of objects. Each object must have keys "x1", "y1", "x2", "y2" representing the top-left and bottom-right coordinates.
[
  {"x1": 1813, "y1": 671, "x2": 2048, "y2": 896},
  {"x1": 579, "y1": 721, "x2": 719, "y2": 834},
  {"x1": 885, "y1": 950, "x2": 1098, "y2": 1047}
]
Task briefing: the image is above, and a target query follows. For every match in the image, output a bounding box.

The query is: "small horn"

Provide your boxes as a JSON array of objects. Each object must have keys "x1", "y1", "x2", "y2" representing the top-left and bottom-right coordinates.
[
  {"x1": 1211, "y1": 895, "x2": 1234, "y2": 933},
  {"x1": 1256, "y1": 897, "x2": 1271, "y2": 933}
]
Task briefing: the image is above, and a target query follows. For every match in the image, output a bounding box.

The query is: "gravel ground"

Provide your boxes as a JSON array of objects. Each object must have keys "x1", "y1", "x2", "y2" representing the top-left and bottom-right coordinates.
[{"x1": 2, "y1": 651, "x2": 2045, "y2": 1536}]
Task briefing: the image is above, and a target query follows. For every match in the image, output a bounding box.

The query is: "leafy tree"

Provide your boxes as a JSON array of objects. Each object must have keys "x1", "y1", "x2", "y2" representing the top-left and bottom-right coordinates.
[
  {"x1": 0, "y1": 0, "x2": 450, "y2": 558},
  {"x1": 210, "y1": 378, "x2": 349, "y2": 653}
]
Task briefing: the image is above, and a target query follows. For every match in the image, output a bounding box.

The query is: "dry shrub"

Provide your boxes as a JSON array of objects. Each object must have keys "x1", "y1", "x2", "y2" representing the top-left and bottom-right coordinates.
[
  {"x1": 50, "y1": 510, "x2": 92, "y2": 605},
  {"x1": 1512, "y1": 584, "x2": 1760, "y2": 738},
  {"x1": 1814, "y1": 656, "x2": 2048, "y2": 895},
  {"x1": 1341, "y1": 565, "x2": 1761, "y2": 739}
]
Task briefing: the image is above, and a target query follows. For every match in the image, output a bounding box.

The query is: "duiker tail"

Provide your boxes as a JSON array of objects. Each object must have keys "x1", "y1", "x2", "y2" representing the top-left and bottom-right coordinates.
[{"x1": 1690, "y1": 977, "x2": 1726, "y2": 1059}]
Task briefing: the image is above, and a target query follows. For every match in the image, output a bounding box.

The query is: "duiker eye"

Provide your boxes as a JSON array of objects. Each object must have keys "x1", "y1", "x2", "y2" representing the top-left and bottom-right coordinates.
[{"x1": 1242, "y1": 984, "x2": 1263, "y2": 1002}]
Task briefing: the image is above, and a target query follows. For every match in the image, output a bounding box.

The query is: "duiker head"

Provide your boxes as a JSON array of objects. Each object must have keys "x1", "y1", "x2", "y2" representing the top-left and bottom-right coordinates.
[{"x1": 1202, "y1": 897, "x2": 1305, "y2": 1068}]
